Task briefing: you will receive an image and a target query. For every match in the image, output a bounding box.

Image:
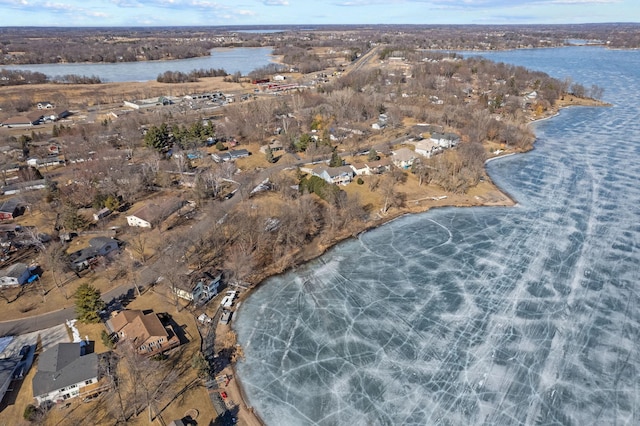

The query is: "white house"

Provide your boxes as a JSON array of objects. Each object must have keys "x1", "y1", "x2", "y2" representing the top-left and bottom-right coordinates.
[
  {"x1": 36, "y1": 101, "x2": 55, "y2": 110},
  {"x1": 349, "y1": 159, "x2": 391, "y2": 176},
  {"x1": 126, "y1": 198, "x2": 184, "y2": 229},
  {"x1": 413, "y1": 140, "x2": 443, "y2": 158},
  {"x1": 32, "y1": 342, "x2": 99, "y2": 405},
  {"x1": 430, "y1": 132, "x2": 460, "y2": 148},
  {"x1": 349, "y1": 162, "x2": 369, "y2": 176}
]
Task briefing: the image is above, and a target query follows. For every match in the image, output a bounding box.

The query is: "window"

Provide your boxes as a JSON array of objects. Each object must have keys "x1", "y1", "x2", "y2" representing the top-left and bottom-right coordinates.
[{"x1": 85, "y1": 379, "x2": 93, "y2": 385}]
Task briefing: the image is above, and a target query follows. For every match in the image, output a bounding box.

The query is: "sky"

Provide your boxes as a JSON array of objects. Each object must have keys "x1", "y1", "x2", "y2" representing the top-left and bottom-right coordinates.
[{"x1": 0, "y1": 0, "x2": 636, "y2": 27}]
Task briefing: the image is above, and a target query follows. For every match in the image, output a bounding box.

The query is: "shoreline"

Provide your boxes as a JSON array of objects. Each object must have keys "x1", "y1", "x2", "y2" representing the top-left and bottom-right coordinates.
[{"x1": 226, "y1": 97, "x2": 610, "y2": 425}]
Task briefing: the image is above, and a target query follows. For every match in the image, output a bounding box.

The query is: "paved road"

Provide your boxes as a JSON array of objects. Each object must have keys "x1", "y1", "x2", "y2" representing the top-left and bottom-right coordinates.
[
  {"x1": 0, "y1": 307, "x2": 76, "y2": 337},
  {"x1": 0, "y1": 272, "x2": 150, "y2": 337}
]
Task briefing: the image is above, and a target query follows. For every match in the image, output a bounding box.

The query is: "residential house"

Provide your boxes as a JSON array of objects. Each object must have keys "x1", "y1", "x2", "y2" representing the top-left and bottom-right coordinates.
[
  {"x1": 349, "y1": 162, "x2": 369, "y2": 176},
  {"x1": 26, "y1": 155, "x2": 65, "y2": 169},
  {"x1": 312, "y1": 165, "x2": 354, "y2": 186},
  {"x1": 211, "y1": 149, "x2": 250, "y2": 163},
  {"x1": 1, "y1": 179, "x2": 47, "y2": 195},
  {"x1": 0, "y1": 224, "x2": 20, "y2": 248},
  {"x1": 106, "y1": 310, "x2": 181, "y2": 357},
  {"x1": 93, "y1": 207, "x2": 111, "y2": 221},
  {"x1": 173, "y1": 269, "x2": 222, "y2": 305},
  {"x1": 0, "y1": 357, "x2": 20, "y2": 404},
  {"x1": 365, "y1": 158, "x2": 391, "y2": 174},
  {"x1": 392, "y1": 148, "x2": 417, "y2": 169},
  {"x1": 0, "y1": 263, "x2": 35, "y2": 287},
  {"x1": 68, "y1": 237, "x2": 120, "y2": 272},
  {"x1": 350, "y1": 159, "x2": 391, "y2": 176},
  {"x1": 430, "y1": 132, "x2": 460, "y2": 148},
  {"x1": 259, "y1": 140, "x2": 284, "y2": 154},
  {"x1": 42, "y1": 109, "x2": 71, "y2": 122},
  {"x1": 0, "y1": 114, "x2": 43, "y2": 128},
  {"x1": 124, "y1": 97, "x2": 173, "y2": 110},
  {"x1": 36, "y1": 101, "x2": 55, "y2": 110},
  {"x1": 0, "y1": 198, "x2": 25, "y2": 221},
  {"x1": 32, "y1": 342, "x2": 99, "y2": 405},
  {"x1": 126, "y1": 197, "x2": 184, "y2": 228},
  {"x1": 413, "y1": 140, "x2": 443, "y2": 159}
]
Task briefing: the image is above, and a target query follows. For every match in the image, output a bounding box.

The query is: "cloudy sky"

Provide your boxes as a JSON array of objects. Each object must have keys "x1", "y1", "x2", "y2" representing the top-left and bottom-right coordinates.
[{"x1": 0, "y1": 0, "x2": 635, "y2": 27}]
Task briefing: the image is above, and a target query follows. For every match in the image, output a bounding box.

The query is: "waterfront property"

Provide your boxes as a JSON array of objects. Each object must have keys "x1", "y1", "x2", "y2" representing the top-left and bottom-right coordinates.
[
  {"x1": 391, "y1": 147, "x2": 417, "y2": 169},
  {"x1": 106, "y1": 310, "x2": 181, "y2": 357},
  {"x1": 173, "y1": 269, "x2": 222, "y2": 305},
  {"x1": 311, "y1": 165, "x2": 355, "y2": 186}
]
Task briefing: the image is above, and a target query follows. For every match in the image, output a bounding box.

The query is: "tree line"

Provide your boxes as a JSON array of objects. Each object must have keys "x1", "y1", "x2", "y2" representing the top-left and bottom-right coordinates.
[
  {"x1": 0, "y1": 69, "x2": 101, "y2": 86},
  {"x1": 156, "y1": 68, "x2": 228, "y2": 83}
]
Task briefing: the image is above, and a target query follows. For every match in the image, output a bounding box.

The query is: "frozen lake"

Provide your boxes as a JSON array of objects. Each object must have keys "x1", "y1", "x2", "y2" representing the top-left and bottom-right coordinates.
[
  {"x1": 1, "y1": 47, "x2": 274, "y2": 82},
  {"x1": 234, "y1": 47, "x2": 640, "y2": 425}
]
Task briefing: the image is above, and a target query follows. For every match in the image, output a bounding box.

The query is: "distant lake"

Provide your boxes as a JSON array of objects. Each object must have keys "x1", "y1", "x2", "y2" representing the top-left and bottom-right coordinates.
[{"x1": 0, "y1": 47, "x2": 275, "y2": 83}]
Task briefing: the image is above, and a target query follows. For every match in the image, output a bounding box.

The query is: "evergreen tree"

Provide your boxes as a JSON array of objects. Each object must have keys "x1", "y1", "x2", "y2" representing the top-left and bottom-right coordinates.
[
  {"x1": 265, "y1": 146, "x2": 275, "y2": 164},
  {"x1": 368, "y1": 148, "x2": 380, "y2": 161},
  {"x1": 144, "y1": 123, "x2": 169, "y2": 151},
  {"x1": 74, "y1": 283, "x2": 105, "y2": 323},
  {"x1": 329, "y1": 149, "x2": 342, "y2": 167}
]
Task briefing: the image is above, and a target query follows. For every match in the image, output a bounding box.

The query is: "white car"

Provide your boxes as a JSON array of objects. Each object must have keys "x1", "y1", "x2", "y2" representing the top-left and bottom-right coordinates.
[{"x1": 221, "y1": 295, "x2": 233, "y2": 307}]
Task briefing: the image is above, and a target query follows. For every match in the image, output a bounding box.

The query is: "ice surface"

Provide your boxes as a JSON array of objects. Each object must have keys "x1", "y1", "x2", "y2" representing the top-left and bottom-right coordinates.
[{"x1": 234, "y1": 47, "x2": 640, "y2": 425}]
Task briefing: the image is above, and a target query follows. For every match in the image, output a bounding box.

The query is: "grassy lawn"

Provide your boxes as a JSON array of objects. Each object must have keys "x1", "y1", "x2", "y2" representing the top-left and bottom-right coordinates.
[{"x1": 35, "y1": 289, "x2": 216, "y2": 425}]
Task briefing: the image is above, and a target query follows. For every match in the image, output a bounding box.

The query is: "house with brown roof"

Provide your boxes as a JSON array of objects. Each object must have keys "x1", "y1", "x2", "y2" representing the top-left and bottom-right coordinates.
[
  {"x1": 391, "y1": 148, "x2": 417, "y2": 169},
  {"x1": 106, "y1": 310, "x2": 181, "y2": 357},
  {"x1": 0, "y1": 113, "x2": 43, "y2": 128}
]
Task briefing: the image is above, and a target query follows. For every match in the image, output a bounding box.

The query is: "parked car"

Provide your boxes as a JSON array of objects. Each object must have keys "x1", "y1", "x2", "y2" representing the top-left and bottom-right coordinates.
[{"x1": 220, "y1": 310, "x2": 232, "y2": 325}]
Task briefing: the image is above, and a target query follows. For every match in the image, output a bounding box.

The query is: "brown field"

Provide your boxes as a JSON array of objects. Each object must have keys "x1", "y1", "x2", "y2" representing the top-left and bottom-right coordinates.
[{"x1": 0, "y1": 77, "x2": 252, "y2": 110}]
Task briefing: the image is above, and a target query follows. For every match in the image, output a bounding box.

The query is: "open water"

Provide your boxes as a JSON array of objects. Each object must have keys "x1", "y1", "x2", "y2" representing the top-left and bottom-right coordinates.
[
  {"x1": 0, "y1": 46, "x2": 274, "y2": 82},
  {"x1": 234, "y1": 46, "x2": 640, "y2": 425}
]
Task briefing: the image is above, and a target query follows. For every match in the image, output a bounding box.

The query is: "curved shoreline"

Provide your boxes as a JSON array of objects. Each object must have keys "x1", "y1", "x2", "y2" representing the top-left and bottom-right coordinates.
[{"x1": 228, "y1": 98, "x2": 611, "y2": 425}]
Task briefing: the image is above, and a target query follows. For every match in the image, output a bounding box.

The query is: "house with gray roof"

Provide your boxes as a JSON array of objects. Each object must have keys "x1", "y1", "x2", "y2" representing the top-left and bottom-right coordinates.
[
  {"x1": 68, "y1": 237, "x2": 120, "y2": 272},
  {"x1": 430, "y1": 132, "x2": 460, "y2": 148},
  {"x1": 0, "y1": 263, "x2": 35, "y2": 287},
  {"x1": 211, "y1": 149, "x2": 250, "y2": 163},
  {"x1": 1, "y1": 179, "x2": 47, "y2": 196},
  {"x1": 312, "y1": 165, "x2": 354, "y2": 186},
  {"x1": 32, "y1": 342, "x2": 99, "y2": 405},
  {"x1": 0, "y1": 198, "x2": 25, "y2": 221}
]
